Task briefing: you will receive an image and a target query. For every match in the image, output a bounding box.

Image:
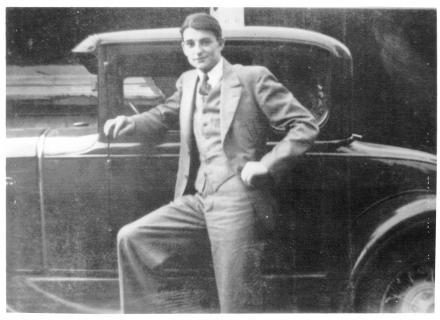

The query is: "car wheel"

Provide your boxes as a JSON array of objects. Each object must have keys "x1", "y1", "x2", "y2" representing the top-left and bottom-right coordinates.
[{"x1": 355, "y1": 237, "x2": 435, "y2": 313}]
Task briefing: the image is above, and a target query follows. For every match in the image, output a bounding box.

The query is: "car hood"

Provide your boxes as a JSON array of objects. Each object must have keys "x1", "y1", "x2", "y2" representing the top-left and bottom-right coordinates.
[
  {"x1": 6, "y1": 126, "x2": 103, "y2": 158},
  {"x1": 6, "y1": 128, "x2": 48, "y2": 158},
  {"x1": 339, "y1": 141, "x2": 436, "y2": 166}
]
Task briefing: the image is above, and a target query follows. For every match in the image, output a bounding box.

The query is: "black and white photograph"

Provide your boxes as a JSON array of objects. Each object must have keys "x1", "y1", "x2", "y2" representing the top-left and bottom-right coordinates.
[{"x1": 4, "y1": 4, "x2": 437, "y2": 315}]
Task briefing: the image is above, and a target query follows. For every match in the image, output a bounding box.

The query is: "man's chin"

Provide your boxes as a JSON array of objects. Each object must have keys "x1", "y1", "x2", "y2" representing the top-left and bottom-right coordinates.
[
  {"x1": 192, "y1": 62, "x2": 213, "y2": 72},
  {"x1": 195, "y1": 64, "x2": 207, "y2": 71}
]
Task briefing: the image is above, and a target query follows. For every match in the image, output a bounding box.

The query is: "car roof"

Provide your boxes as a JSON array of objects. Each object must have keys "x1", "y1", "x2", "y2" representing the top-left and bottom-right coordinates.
[{"x1": 72, "y1": 26, "x2": 351, "y2": 59}]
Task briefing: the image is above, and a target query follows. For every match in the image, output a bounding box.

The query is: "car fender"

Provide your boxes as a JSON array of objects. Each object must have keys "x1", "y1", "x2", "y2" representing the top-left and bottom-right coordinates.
[{"x1": 349, "y1": 191, "x2": 436, "y2": 286}]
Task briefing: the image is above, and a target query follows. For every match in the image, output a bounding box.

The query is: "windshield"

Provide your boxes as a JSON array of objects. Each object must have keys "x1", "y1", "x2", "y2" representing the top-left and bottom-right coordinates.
[{"x1": 116, "y1": 41, "x2": 332, "y2": 126}]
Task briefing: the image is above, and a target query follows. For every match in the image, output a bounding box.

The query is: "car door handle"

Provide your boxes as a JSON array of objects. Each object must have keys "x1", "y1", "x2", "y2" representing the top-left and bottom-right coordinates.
[{"x1": 73, "y1": 122, "x2": 90, "y2": 127}]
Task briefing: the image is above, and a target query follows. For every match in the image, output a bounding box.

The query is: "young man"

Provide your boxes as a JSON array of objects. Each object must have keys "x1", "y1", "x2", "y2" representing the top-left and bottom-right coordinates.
[{"x1": 104, "y1": 12, "x2": 319, "y2": 313}]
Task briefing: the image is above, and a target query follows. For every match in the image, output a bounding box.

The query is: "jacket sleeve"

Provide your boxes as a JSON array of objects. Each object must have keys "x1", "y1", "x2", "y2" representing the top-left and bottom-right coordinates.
[
  {"x1": 255, "y1": 67, "x2": 320, "y2": 173},
  {"x1": 129, "y1": 74, "x2": 183, "y2": 136}
]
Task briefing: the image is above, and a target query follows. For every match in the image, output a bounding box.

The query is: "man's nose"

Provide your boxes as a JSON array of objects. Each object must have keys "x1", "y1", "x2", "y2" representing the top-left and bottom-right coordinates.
[{"x1": 194, "y1": 42, "x2": 203, "y2": 54}]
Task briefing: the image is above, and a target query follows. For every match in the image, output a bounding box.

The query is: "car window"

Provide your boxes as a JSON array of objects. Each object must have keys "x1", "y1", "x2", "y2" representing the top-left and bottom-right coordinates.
[
  {"x1": 121, "y1": 76, "x2": 178, "y2": 130},
  {"x1": 223, "y1": 42, "x2": 331, "y2": 126},
  {"x1": 123, "y1": 77, "x2": 164, "y2": 111},
  {"x1": 115, "y1": 41, "x2": 332, "y2": 129}
]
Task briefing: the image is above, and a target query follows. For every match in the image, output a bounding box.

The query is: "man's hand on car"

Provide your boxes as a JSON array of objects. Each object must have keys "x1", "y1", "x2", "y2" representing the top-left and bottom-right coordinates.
[
  {"x1": 103, "y1": 115, "x2": 135, "y2": 139},
  {"x1": 241, "y1": 161, "x2": 270, "y2": 187}
]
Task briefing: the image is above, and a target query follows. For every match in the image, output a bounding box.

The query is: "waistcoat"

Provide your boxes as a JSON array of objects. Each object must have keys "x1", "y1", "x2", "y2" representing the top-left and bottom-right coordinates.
[{"x1": 193, "y1": 80, "x2": 235, "y2": 194}]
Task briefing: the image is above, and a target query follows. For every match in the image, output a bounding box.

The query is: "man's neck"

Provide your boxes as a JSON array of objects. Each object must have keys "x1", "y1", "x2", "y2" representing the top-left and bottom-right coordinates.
[{"x1": 197, "y1": 58, "x2": 223, "y2": 87}]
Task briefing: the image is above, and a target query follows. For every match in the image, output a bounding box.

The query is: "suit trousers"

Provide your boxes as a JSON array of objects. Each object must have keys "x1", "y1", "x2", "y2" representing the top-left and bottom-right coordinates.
[{"x1": 117, "y1": 175, "x2": 264, "y2": 313}]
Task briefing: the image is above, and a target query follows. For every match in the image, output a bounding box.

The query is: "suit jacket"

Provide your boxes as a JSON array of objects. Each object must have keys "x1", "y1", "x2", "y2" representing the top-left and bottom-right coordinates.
[{"x1": 130, "y1": 59, "x2": 319, "y2": 228}]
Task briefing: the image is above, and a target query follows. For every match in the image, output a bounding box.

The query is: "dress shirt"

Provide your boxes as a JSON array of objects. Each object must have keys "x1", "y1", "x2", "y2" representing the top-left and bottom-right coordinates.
[{"x1": 196, "y1": 58, "x2": 224, "y2": 91}]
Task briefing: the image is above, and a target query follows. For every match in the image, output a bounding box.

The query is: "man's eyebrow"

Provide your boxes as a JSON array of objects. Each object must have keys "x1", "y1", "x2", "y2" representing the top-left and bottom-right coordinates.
[{"x1": 183, "y1": 37, "x2": 212, "y2": 43}]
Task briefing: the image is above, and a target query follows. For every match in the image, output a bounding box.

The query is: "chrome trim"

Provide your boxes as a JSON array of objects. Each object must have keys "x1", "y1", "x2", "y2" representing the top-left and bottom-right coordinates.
[
  {"x1": 37, "y1": 128, "x2": 51, "y2": 271},
  {"x1": 27, "y1": 276, "x2": 117, "y2": 282},
  {"x1": 263, "y1": 273, "x2": 327, "y2": 279},
  {"x1": 43, "y1": 154, "x2": 179, "y2": 159},
  {"x1": 42, "y1": 151, "x2": 436, "y2": 166}
]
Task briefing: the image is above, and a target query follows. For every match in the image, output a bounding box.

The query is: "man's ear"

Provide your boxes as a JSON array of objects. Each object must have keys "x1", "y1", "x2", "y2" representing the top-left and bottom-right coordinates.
[{"x1": 219, "y1": 38, "x2": 225, "y2": 50}]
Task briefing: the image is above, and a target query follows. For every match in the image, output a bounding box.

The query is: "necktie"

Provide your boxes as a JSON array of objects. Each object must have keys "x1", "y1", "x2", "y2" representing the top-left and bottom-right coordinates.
[{"x1": 199, "y1": 73, "x2": 211, "y2": 97}]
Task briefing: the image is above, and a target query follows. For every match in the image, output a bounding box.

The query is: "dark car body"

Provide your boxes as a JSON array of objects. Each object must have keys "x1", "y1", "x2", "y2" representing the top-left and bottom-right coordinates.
[{"x1": 6, "y1": 26, "x2": 435, "y2": 313}]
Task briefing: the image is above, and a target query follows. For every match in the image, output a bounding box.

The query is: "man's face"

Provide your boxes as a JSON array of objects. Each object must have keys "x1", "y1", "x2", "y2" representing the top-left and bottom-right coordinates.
[{"x1": 182, "y1": 27, "x2": 224, "y2": 72}]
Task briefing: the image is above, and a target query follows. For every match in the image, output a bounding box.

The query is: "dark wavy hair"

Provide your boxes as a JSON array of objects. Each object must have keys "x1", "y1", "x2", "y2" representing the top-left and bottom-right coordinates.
[{"x1": 180, "y1": 12, "x2": 222, "y2": 40}]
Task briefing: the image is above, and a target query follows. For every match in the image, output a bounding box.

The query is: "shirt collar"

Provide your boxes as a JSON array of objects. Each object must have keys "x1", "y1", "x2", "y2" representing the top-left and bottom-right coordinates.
[{"x1": 197, "y1": 58, "x2": 223, "y2": 87}]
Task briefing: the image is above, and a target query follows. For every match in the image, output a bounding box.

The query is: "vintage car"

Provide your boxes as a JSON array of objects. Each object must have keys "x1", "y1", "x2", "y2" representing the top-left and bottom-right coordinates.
[{"x1": 6, "y1": 26, "x2": 436, "y2": 313}]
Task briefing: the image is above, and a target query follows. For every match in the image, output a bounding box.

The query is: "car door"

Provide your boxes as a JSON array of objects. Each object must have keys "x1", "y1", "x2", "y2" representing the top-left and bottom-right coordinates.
[
  {"x1": 7, "y1": 126, "x2": 122, "y2": 313},
  {"x1": 41, "y1": 127, "x2": 114, "y2": 271},
  {"x1": 107, "y1": 74, "x2": 180, "y2": 244},
  {"x1": 107, "y1": 132, "x2": 179, "y2": 233}
]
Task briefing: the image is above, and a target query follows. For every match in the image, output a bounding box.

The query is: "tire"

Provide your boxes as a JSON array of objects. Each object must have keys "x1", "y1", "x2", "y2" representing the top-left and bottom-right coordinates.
[{"x1": 355, "y1": 236, "x2": 435, "y2": 313}]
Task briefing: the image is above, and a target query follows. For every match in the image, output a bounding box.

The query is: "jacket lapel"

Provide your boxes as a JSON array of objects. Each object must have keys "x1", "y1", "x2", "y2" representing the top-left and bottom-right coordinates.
[
  {"x1": 180, "y1": 60, "x2": 242, "y2": 147},
  {"x1": 180, "y1": 71, "x2": 198, "y2": 148},
  {"x1": 220, "y1": 60, "x2": 242, "y2": 144}
]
